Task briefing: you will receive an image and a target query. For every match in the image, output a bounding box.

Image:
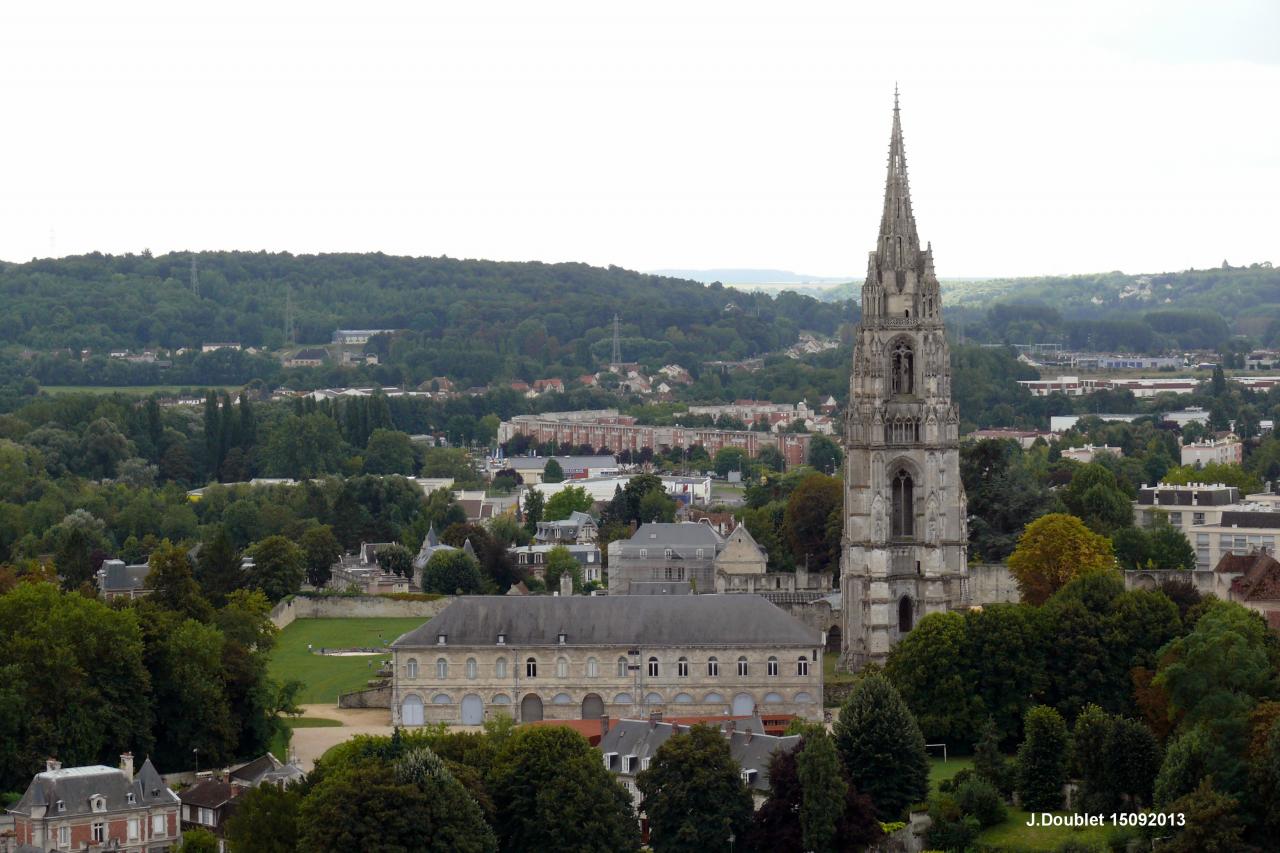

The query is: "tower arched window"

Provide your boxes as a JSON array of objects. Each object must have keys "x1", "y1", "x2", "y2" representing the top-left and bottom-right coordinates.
[
  {"x1": 890, "y1": 341, "x2": 913, "y2": 395},
  {"x1": 899, "y1": 595, "x2": 914, "y2": 633},
  {"x1": 526, "y1": 657, "x2": 537, "y2": 678},
  {"x1": 647, "y1": 657, "x2": 659, "y2": 677},
  {"x1": 892, "y1": 469, "x2": 915, "y2": 538}
]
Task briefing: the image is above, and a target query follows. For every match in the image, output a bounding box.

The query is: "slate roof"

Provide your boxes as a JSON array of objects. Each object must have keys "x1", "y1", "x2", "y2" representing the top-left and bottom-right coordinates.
[
  {"x1": 179, "y1": 779, "x2": 235, "y2": 809},
  {"x1": 627, "y1": 581, "x2": 693, "y2": 595},
  {"x1": 11, "y1": 758, "x2": 176, "y2": 817},
  {"x1": 598, "y1": 717, "x2": 798, "y2": 793},
  {"x1": 1219, "y1": 510, "x2": 1280, "y2": 529},
  {"x1": 392, "y1": 594, "x2": 819, "y2": 648},
  {"x1": 618, "y1": 522, "x2": 724, "y2": 554},
  {"x1": 100, "y1": 560, "x2": 151, "y2": 593}
]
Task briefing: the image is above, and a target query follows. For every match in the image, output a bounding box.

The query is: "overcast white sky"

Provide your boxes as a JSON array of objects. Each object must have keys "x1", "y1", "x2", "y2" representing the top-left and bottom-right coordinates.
[{"x1": 1, "y1": 0, "x2": 1276, "y2": 278}]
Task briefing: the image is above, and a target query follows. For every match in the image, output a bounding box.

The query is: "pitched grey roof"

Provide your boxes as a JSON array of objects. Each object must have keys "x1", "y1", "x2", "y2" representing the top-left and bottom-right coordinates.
[
  {"x1": 623, "y1": 522, "x2": 724, "y2": 550},
  {"x1": 627, "y1": 582, "x2": 693, "y2": 595},
  {"x1": 11, "y1": 758, "x2": 176, "y2": 818},
  {"x1": 100, "y1": 560, "x2": 151, "y2": 593},
  {"x1": 391, "y1": 594, "x2": 820, "y2": 648},
  {"x1": 599, "y1": 718, "x2": 798, "y2": 792}
]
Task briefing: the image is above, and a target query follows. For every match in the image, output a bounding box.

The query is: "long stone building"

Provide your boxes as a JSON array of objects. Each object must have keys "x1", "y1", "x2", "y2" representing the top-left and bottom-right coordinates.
[
  {"x1": 499, "y1": 412, "x2": 812, "y2": 468},
  {"x1": 841, "y1": 94, "x2": 968, "y2": 669},
  {"x1": 389, "y1": 595, "x2": 824, "y2": 726}
]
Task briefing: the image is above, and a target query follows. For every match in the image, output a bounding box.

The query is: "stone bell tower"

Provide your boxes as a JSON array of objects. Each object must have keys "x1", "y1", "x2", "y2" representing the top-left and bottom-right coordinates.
[{"x1": 840, "y1": 91, "x2": 968, "y2": 670}]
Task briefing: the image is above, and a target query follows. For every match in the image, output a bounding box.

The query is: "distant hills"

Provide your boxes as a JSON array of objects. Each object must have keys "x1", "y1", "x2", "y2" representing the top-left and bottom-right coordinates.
[{"x1": 650, "y1": 268, "x2": 852, "y2": 286}]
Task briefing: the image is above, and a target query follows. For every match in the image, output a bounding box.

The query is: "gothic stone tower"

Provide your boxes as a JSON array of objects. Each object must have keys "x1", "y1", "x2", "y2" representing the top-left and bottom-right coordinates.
[{"x1": 840, "y1": 94, "x2": 967, "y2": 670}]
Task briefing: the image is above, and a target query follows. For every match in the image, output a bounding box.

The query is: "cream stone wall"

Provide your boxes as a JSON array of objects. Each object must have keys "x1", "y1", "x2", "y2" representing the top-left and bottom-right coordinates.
[{"x1": 391, "y1": 642, "x2": 824, "y2": 726}]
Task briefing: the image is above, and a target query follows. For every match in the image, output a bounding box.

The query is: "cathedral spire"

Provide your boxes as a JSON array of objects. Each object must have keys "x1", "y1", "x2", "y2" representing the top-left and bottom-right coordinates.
[{"x1": 877, "y1": 88, "x2": 920, "y2": 270}]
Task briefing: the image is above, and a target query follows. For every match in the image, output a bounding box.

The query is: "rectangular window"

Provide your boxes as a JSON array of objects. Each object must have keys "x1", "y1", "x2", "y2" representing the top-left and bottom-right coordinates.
[
  {"x1": 153, "y1": 814, "x2": 166, "y2": 836},
  {"x1": 92, "y1": 822, "x2": 106, "y2": 843},
  {"x1": 201, "y1": 807, "x2": 215, "y2": 826},
  {"x1": 128, "y1": 818, "x2": 140, "y2": 840},
  {"x1": 59, "y1": 826, "x2": 70, "y2": 846},
  {"x1": 1192, "y1": 512, "x2": 1205, "y2": 525},
  {"x1": 183, "y1": 805, "x2": 193, "y2": 821},
  {"x1": 639, "y1": 548, "x2": 647, "y2": 558},
  {"x1": 1169, "y1": 512, "x2": 1182, "y2": 526}
]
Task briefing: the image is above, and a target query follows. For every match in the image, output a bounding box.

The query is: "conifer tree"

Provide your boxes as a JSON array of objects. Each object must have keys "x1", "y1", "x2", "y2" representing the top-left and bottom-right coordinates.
[
  {"x1": 972, "y1": 715, "x2": 1010, "y2": 795},
  {"x1": 1016, "y1": 705, "x2": 1068, "y2": 811},
  {"x1": 833, "y1": 673, "x2": 930, "y2": 820},
  {"x1": 796, "y1": 730, "x2": 847, "y2": 853}
]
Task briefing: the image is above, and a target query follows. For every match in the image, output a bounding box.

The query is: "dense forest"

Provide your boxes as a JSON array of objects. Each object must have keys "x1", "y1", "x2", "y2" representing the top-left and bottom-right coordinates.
[
  {"x1": 0, "y1": 251, "x2": 851, "y2": 389},
  {"x1": 826, "y1": 263, "x2": 1280, "y2": 351}
]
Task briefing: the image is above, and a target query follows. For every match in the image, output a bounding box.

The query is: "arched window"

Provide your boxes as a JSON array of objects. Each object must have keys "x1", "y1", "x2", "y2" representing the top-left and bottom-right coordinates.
[
  {"x1": 677, "y1": 657, "x2": 689, "y2": 677},
  {"x1": 586, "y1": 657, "x2": 599, "y2": 678},
  {"x1": 526, "y1": 657, "x2": 537, "y2": 678},
  {"x1": 617, "y1": 656, "x2": 628, "y2": 677},
  {"x1": 890, "y1": 341, "x2": 913, "y2": 395},
  {"x1": 495, "y1": 657, "x2": 507, "y2": 679},
  {"x1": 797, "y1": 655, "x2": 810, "y2": 676},
  {"x1": 436, "y1": 658, "x2": 448, "y2": 679},
  {"x1": 647, "y1": 657, "x2": 659, "y2": 677},
  {"x1": 767, "y1": 656, "x2": 778, "y2": 677},
  {"x1": 899, "y1": 596, "x2": 914, "y2": 633},
  {"x1": 707, "y1": 656, "x2": 719, "y2": 677},
  {"x1": 737, "y1": 656, "x2": 749, "y2": 677},
  {"x1": 892, "y1": 469, "x2": 915, "y2": 538},
  {"x1": 556, "y1": 657, "x2": 569, "y2": 678},
  {"x1": 406, "y1": 658, "x2": 418, "y2": 679},
  {"x1": 466, "y1": 658, "x2": 477, "y2": 680}
]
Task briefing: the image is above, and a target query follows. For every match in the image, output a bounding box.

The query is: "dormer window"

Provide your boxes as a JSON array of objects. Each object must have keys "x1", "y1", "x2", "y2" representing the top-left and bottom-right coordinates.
[
  {"x1": 558, "y1": 633, "x2": 567, "y2": 645},
  {"x1": 56, "y1": 799, "x2": 65, "y2": 812},
  {"x1": 126, "y1": 792, "x2": 136, "y2": 805},
  {"x1": 91, "y1": 795, "x2": 106, "y2": 812},
  {"x1": 437, "y1": 633, "x2": 447, "y2": 645},
  {"x1": 496, "y1": 633, "x2": 506, "y2": 645}
]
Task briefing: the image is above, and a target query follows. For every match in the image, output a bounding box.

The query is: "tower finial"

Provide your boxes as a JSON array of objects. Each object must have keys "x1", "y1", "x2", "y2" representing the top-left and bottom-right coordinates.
[{"x1": 894, "y1": 82, "x2": 899, "y2": 112}]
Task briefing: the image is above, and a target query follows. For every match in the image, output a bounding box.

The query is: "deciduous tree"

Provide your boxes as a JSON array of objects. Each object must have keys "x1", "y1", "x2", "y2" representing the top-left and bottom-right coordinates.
[
  {"x1": 1015, "y1": 705, "x2": 1068, "y2": 811},
  {"x1": 1007, "y1": 513, "x2": 1115, "y2": 604},
  {"x1": 637, "y1": 724, "x2": 752, "y2": 853}
]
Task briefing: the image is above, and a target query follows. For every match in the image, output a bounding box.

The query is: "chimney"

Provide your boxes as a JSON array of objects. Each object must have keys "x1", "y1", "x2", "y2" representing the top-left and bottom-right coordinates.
[
  {"x1": 745, "y1": 727, "x2": 754, "y2": 744},
  {"x1": 600, "y1": 715, "x2": 611, "y2": 738},
  {"x1": 46, "y1": 757, "x2": 61, "y2": 773},
  {"x1": 120, "y1": 753, "x2": 134, "y2": 781},
  {"x1": 648, "y1": 711, "x2": 662, "y2": 728}
]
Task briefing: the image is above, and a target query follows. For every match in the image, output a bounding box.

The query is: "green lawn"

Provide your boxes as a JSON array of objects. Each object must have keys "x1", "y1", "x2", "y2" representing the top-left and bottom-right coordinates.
[
  {"x1": 42, "y1": 384, "x2": 242, "y2": 395},
  {"x1": 267, "y1": 716, "x2": 343, "y2": 762},
  {"x1": 823, "y1": 651, "x2": 856, "y2": 685},
  {"x1": 268, "y1": 617, "x2": 426, "y2": 704},
  {"x1": 928, "y1": 754, "x2": 974, "y2": 794},
  {"x1": 975, "y1": 808, "x2": 1117, "y2": 851}
]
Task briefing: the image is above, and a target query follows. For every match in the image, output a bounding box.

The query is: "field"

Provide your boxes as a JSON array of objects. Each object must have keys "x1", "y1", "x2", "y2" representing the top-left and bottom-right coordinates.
[
  {"x1": 42, "y1": 384, "x2": 241, "y2": 396},
  {"x1": 268, "y1": 617, "x2": 426, "y2": 704}
]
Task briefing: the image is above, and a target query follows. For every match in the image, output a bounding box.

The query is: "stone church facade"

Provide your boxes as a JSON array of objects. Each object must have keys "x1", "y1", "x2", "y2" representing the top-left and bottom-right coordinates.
[{"x1": 841, "y1": 95, "x2": 968, "y2": 669}]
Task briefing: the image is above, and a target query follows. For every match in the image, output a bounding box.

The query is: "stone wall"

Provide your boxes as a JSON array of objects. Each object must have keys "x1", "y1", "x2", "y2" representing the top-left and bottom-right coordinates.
[
  {"x1": 1124, "y1": 568, "x2": 1216, "y2": 595},
  {"x1": 965, "y1": 563, "x2": 1021, "y2": 605},
  {"x1": 269, "y1": 594, "x2": 452, "y2": 630},
  {"x1": 339, "y1": 685, "x2": 393, "y2": 709}
]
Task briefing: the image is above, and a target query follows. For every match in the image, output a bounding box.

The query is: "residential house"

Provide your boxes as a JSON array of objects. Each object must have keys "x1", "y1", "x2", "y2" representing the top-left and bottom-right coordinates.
[
  {"x1": 8, "y1": 754, "x2": 179, "y2": 852},
  {"x1": 284, "y1": 347, "x2": 327, "y2": 368},
  {"x1": 389, "y1": 594, "x2": 824, "y2": 727},
  {"x1": 531, "y1": 378, "x2": 565, "y2": 395},
  {"x1": 201, "y1": 342, "x2": 241, "y2": 352},
  {"x1": 533, "y1": 511, "x2": 598, "y2": 545},
  {"x1": 599, "y1": 715, "x2": 799, "y2": 816},
  {"x1": 1061, "y1": 444, "x2": 1123, "y2": 464},
  {"x1": 329, "y1": 542, "x2": 410, "y2": 594},
  {"x1": 510, "y1": 543, "x2": 602, "y2": 584},
  {"x1": 332, "y1": 329, "x2": 398, "y2": 345},
  {"x1": 1181, "y1": 436, "x2": 1243, "y2": 467},
  {"x1": 96, "y1": 559, "x2": 152, "y2": 600},
  {"x1": 1214, "y1": 550, "x2": 1280, "y2": 631},
  {"x1": 1134, "y1": 483, "x2": 1241, "y2": 529},
  {"x1": 607, "y1": 523, "x2": 726, "y2": 594}
]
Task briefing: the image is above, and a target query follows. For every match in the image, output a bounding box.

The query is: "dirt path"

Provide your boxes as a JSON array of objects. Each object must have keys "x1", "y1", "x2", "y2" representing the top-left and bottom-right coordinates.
[{"x1": 287, "y1": 704, "x2": 393, "y2": 770}]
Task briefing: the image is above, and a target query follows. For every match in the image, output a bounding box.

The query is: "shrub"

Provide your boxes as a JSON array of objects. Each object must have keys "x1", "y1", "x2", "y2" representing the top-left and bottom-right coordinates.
[{"x1": 954, "y1": 777, "x2": 1007, "y2": 829}]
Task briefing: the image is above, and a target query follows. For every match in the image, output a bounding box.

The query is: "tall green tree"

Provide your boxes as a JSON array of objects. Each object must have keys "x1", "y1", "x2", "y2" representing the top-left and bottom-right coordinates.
[
  {"x1": 362, "y1": 428, "x2": 417, "y2": 475},
  {"x1": 541, "y1": 458, "x2": 565, "y2": 483},
  {"x1": 521, "y1": 488, "x2": 545, "y2": 534},
  {"x1": 245, "y1": 535, "x2": 306, "y2": 602},
  {"x1": 1015, "y1": 705, "x2": 1068, "y2": 811},
  {"x1": 796, "y1": 730, "x2": 847, "y2": 853},
  {"x1": 490, "y1": 726, "x2": 639, "y2": 853},
  {"x1": 833, "y1": 673, "x2": 930, "y2": 820},
  {"x1": 0, "y1": 583, "x2": 154, "y2": 791},
  {"x1": 542, "y1": 545, "x2": 582, "y2": 593},
  {"x1": 376, "y1": 543, "x2": 414, "y2": 578},
  {"x1": 299, "y1": 525, "x2": 342, "y2": 588},
  {"x1": 886, "y1": 612, "x2": 980, "y2": 747},
  {"x1": 423, "y1": 550, "x2": 484, "y2": 595},
  {"x1": 224, "y1": 782, "x2": 302, "y2": 853},
  {"x1": 543, "y1": 485, "x2": 594, "y2": 521},
  {"x1": 781, "y1": 472, "x2": 842, "y2": 572},
  {"x1": 636, "y1": 724, "x2": 753, "y2": 853},
  {"x1": 195, "y1": 524, "x2": 244, "y2": 606},
  {"x1": 145, "y1": 540, "x2": 213, "y2": 622}
]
